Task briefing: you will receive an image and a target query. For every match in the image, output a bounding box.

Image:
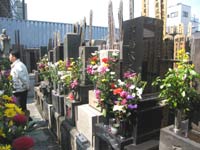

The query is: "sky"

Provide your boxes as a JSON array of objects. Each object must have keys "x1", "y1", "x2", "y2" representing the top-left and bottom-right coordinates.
[{"x1": 26, "y1": 0, "x2": 200, "y2": 27}]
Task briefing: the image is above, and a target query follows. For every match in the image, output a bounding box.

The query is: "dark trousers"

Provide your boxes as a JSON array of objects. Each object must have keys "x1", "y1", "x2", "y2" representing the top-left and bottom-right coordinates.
[{"x1": 13, "y1": 90, "x2": 28, "y2": 111}]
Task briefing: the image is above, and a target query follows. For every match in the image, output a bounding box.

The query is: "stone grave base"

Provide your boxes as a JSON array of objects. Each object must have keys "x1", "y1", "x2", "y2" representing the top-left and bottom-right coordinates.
[
  {"x1": 159, "y1": 125, "x2": 200, "y2": 150},
  {"x1": 60, "y1": 118, "x2": 79, "y2": 150},
  {"x1": 76, "y1": 104, "x2": 104, "y2": 150}
]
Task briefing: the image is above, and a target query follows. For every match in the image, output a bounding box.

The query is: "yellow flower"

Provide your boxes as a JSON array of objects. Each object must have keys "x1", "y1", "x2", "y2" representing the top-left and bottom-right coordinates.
[
  {"x1": 91, "y1": 61, "x2": 96, "y2": 65},
  {"x1": 4, "y1": 108, "x2": 16, "y2": 118},
  {"x1": 1, "y1": 95, "x2": 12, "y2": 101},
  {"x1": 0, "y1": 128, "x2": 6, "y2": 138},
  {"x1": 8, "y1": 120, "x2": 13, "y2": 127},
  {"x1": 68, "y1": 67, "x2": 72, "y2": 71},
  {"x1": 0, "y1": 144, "x2": 11, "y2": 150},
  {"x1": 14, "y1": 105, "x2": 24, "y2": 115},
  {"x1": 5, "y1": 103, "x2": 16, "y2": 108}
]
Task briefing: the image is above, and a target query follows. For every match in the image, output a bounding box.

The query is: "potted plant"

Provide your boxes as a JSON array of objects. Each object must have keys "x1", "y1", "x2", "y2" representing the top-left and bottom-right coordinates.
[{"x1": 152, "y1": 49, "x2": 200, "y2": 133}]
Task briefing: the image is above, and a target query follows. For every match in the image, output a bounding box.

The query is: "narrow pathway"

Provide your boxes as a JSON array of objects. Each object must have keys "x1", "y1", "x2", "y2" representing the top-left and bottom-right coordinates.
[{"x1": 26, "y1": 97, "x2": 61, "y2": 150}]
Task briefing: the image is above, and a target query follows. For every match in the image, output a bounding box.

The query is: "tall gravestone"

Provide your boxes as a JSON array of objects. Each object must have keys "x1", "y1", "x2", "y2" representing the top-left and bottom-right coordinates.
[
  {"x1": 123, "y1": 16, "x2": 163, "y2": 93},
  {"x1": 191, "y1": 32, "x2": 200, "y2": 92},
  {"x1": 64, "y1": 33, "x2": 81, "y2": 60},
  {"x1": 55, "y1": 43, "x2": 64, "y2": 61}
]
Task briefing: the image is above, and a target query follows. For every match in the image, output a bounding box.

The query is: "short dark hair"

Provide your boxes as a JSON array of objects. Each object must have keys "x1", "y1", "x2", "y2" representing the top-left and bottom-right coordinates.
[{"x1": 9, "y1": 49, "x2": 20, "y2": 59}]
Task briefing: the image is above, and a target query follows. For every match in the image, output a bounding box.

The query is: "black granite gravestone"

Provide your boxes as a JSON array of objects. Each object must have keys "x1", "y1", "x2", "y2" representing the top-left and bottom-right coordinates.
[
  {"x1": 123, "y1": 16, "x2": 163, "y2": 93},
  {"x1": 48, "y1": 50, "x2": 54, "y2": 62},
  {"x1": 55, "y1": 43, "x2": 64, "y2": 61},
  {"x1": 40, "y1": 46, "x2": 48, "y2": 58},
  {"x1": 64, "y1": 33, "x2": 81, "y2": 60}
]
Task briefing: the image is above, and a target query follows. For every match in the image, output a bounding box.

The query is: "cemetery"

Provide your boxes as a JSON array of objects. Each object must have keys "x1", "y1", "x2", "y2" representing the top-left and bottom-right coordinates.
[{"x1": 1, "y1": 0, "x2": 200, "y2": 150}]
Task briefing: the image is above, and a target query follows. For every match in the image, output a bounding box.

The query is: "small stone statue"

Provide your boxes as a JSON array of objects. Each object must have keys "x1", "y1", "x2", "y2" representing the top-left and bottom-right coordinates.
[{"x1": 0, "y1": 29, "x2": 11, "y2": 56}]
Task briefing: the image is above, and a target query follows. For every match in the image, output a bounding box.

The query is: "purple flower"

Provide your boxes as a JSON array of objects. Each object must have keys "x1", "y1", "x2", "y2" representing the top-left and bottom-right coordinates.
[
  {"x1": 12, "y1": 96, "x2": 17, "y2": 103},
  {"x1": 128, "y1": 104, "x2": 138, "y2": 109},
  {"x1": 126, "y1": 95, "x2": 134, "y2": 100}
]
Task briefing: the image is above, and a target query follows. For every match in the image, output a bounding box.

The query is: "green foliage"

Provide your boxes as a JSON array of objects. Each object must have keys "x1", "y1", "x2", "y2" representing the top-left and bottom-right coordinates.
[{"x1": 152, "y1": 49, "x2": 200, "y2": 113}]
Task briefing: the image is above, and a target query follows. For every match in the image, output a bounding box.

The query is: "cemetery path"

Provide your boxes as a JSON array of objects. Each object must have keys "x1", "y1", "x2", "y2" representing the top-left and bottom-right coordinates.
[{"x1": 26, "y1": 97, "x2": 61, "y2": 150}]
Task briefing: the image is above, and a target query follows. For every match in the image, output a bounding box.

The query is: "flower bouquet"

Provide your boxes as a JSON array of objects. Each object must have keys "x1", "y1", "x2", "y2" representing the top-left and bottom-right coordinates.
[{"x1": 86, "y1": 50, "x2": 120, "y2": 117}]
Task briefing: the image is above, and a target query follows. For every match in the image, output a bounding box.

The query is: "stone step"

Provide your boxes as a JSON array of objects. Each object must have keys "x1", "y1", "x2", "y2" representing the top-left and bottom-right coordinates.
[{"x1": 124, "y1": 139, "x2": 159, "y2": 150}]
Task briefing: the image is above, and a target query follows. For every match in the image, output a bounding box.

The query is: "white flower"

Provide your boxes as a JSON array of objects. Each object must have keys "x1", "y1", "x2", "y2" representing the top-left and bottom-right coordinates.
[
  {"x1": 113, "y1": 105, "x2": 126, "y2": 113},
  {"x1": 129, "y1": 85, "x2": 135, "y2": 90},
  {"x1": 117, "y1": 79, "x2": 125, "y2": 86},
  {"x1": 136, "y1": 87, "x2": 143, "y2": 99},
  {"x1": 112, "y1": 51, "x2": 119, "y2": 57},
  {"x1": 110, "y1": 72, "x2": 115, "y2": 75}
]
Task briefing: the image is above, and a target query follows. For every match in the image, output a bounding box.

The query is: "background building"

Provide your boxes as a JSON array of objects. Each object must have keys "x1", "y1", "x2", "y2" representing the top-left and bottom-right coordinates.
[
  {"x1": 167, "y1": 3, "x2": 191, "y2": 35},
  {"x1": 0, "y1": 0, "x2": 12, "y2": 17},
  {"x1": 11, "y1": 0, "x2": 27, "y2": 20},
  {"x1": 0, "y1": 0, "x2": 27, "y2": 19}
]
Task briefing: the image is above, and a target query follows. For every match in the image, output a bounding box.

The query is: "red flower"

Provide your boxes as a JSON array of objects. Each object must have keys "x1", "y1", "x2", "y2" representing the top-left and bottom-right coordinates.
[
  {"x1": 13, "y1": 114, "x2": 28, "y2": 125},
  {"x1": 102, "y1": 58, "x2": 108, "y2": 63},
  {"x1": 113, "y1": 88, "x2": 123, "y2": 95},
  {"x1": 110, "y1": 83, "x2": 116, "y2": 89},
  {"x1": 91, "y1": 56, "x2": 98, "y2": 62},
  {"x1": 12, "y1": 136, "x2": 34, "y2": 150}
]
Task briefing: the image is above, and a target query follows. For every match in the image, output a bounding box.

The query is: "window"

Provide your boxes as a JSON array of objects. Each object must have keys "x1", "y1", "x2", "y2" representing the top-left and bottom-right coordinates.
[
  {"x1": 183, "y1": 11, "x2": 188, "y2": 17},
  {"x1": 170, "y1": 12, "x2": 178, "y2": 18}
]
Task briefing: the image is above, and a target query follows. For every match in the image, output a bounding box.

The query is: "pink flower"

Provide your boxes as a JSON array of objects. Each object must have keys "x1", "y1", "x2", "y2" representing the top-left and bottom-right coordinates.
[
  {"x1": 13, "y1": 114, "x2": 28, "y2": 125},
  {"x1": 120, "y1": 91, "x2": 128, "y2": 98},
  {"x1": 39, "y1": 63, "x2": 45, "y2": 69},
  {"x1": 98, "y1": 66, "x2": 108, "y2": 74},
  {"x1": 95, "y1": 89, "x2": 101, "y2": 99},
  {"x1": 121, "y1": 99, "x2": 127, "y2": 105},
  {"x1": 86, "y1": 66, "x2": 93, "y2": 74},
  {"x1": 70, "y1": 79, "x2": 78, "y2": 89},
  {"x1": 123, "y1": 71, "x2": 136, "y2": 78},
  {"x1": 68, "y1": 92, "x2": 74, "y2": 101}
]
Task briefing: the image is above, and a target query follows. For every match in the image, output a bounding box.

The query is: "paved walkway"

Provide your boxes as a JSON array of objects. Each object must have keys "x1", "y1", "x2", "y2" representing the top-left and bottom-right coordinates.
[{"x1": 26, "y1": 97, "x2": 61, "y2": 150}]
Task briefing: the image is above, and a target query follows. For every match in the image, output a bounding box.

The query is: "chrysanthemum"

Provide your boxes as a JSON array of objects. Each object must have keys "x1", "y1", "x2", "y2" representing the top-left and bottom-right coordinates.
[
  {"x1": 0, "y1": 144, "x2": 11, "y2": 150},
  {"x1": 4, "y1": 108, "x2": 16, "y2": 118}
]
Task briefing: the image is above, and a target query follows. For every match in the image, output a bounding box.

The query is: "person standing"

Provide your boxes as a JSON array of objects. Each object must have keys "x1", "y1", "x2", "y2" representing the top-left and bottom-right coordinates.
[{"x1": 9, "y1": 49, "x2": 30, "y2": 114}]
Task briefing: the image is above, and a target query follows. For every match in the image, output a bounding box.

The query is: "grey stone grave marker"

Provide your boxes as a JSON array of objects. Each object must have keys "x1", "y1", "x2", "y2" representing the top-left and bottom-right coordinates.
[{"x1": 64, "y1": 33, "x2": 81, "y2": 60}]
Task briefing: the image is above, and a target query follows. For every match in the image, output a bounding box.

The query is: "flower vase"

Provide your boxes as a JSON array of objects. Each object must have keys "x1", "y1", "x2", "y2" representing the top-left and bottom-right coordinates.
[
  {"x1": 174, "y1": 109, "x2": 183, "y2": 134},
  {"x1": 119, "y1": 119, "x2": 130, "y2": 139},
  {"x1": 53, "y1": 81, "x2": 57, "y2": 91}
]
